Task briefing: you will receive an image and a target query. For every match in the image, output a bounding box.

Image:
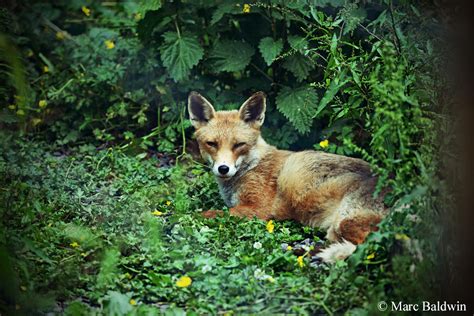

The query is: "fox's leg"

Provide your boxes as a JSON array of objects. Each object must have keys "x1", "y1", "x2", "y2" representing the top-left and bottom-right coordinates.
[
  {"x1": 337, "y1": 214, "x2": 382, "y2": 244},
  {"x1": 317, "y1": 213, "x2": 383, "y2": 263},
  {"x1": 201, "y1": 210, "x2": 224, "y2": 218},
  {"x1": 229, "y1": 204, "x2": 273, "y2": 220}
]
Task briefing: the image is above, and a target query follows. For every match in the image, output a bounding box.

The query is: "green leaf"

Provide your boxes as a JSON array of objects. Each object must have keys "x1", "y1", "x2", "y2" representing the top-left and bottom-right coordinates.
[
  {"x1": 258, "y1": 37, "x2": 283, "y2": 66},
  {"x1": 368, "y1": 10, "x2": 387, "y2": 28},
  {"x1": 342, "y1": 4, "x2": 367, "y2": 35},
  {"x1": 313, "y1": 0, "x2": 345, "y2": 7},
  {"x1": 209, "y1": 40, "x2": 254, "y2": 72},
  {"x1": 288, "y1": 35, "x2": 308, "y2": 52},
  {"x1": 97, "y1": 248, "x2": 120, "y2": 289},
  {"x1": 276, "y1": 85, "x2": 318, "y2": 134},
  {"x1": 164, "y1": 307, "x2": 187, "y2": 316},
  {"x1": 211, "y1": 2, "x2": 238, "y2": 25},
  {"x1": 103, "y1": 291, "x2": 133, "y2": 316},
  {"x1": 282, "y1": 54, "x2": 315, "y2": 82},
  {"x1": 138, "y1": 0, "x2": 161, "y2": 15},
  {"x1": 159, "y1": 32, "x2": 204, "y2": 82},
  {"x1": 64, "y1": 301, "x2": 91, "y2": 316},
  {"x1": 0, "y1": 109, "x2": 18, "y2": 123},
  {"x1": 330, "y1": 33, "x2": 338, "y2": 54},
  {"x1": 315, "y1": 73, "x2": 349, "y2": 117}
]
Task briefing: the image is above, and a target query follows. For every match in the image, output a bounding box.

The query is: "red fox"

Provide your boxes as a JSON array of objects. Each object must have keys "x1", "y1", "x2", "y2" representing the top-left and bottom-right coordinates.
[{"x1": 188, "y1": 91, "x2": 388, "y2": 263}]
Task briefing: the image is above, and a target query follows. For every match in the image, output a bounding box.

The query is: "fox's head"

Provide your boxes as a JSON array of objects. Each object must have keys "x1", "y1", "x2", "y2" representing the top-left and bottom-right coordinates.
[{"x1": 188, "y1": 91, "x2": 267, "y2": 179}]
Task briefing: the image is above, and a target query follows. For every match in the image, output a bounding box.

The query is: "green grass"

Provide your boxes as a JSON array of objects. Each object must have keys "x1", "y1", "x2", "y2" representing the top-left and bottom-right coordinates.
[{"x1": 0, "y1": 136, "x2": 434, "y2": 315}]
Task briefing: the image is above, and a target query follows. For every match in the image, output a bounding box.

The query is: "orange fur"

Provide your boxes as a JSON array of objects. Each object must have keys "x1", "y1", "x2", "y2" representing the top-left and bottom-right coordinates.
[
  {"x1": 188, "y1": 91, "x2": 389, "y2": 262},
  {"x1": 338, "y1": 215, "x2": 382, "y2": 244}
]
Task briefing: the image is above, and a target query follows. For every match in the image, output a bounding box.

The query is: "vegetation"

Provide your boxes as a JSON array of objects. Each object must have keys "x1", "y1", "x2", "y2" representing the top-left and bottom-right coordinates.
[{"x1": 1, "y1": 1, "x2": 447, "y2": 314}]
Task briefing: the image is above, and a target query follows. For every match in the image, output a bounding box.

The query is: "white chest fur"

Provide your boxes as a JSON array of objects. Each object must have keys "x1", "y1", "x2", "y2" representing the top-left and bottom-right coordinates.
[{"x1": 217, "y1": 180, "x2": 239, "y2": 207}]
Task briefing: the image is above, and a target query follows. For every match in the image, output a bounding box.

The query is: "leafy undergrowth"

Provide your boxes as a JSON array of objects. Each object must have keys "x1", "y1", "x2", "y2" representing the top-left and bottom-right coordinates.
[{"x1": 0, "y1": 137, "x2": 436, "y2": 315}]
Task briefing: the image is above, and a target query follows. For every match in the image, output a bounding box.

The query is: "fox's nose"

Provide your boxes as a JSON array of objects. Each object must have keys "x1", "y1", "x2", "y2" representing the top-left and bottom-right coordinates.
[{"x1": 218, "y1": 165, "x2": 230, "y2": 175}]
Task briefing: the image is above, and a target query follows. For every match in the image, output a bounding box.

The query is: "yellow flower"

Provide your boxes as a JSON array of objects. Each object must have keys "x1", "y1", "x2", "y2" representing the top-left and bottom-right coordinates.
[
  {"x1": 81, "y1": 252, "x2": 87, "y2": 257},
  {"x1": 395, "y1": 233, "x2": 410, "y2": 241},
  {"x1": 81, "y1": 6, "x2": 91, "y2": 17},
  {"x1": 267, "y1": 276, "x2": 275, "y2": 283},
  {"x1": 134, "y1": 13, "x2": 142, "y2": 21},
  {"x1": 70, "y1": 241, "x2": 79, "y2": 248},
  {"x1": 176, "y1": 275, "x2": 192, "y2": 288},
  {"x1": 166, "y1": 200, "x2": 172, "y2": 206},
  {"x1": 43, "y1": 66, "x2": 49, "y2": 73},
  {"x1": 366, "y1": 253, "x2": 375, "y2": 260},
  {"x1": 129, "y1": 299, "x2": 137, "y2": 306},
  {"x1": 286, "y1": 245, "x2": 293, "y2": 251},
  {"x1": 8, "y1": 104, "x2": 15, "y2": 110},
  {"x1": 266, "y1": 220, "x2": 274, "y2": 233},
  {"x1": 104, "y1": 40, "x2": 115, "y2": 50},
  {"x1": 56, "y1": 31, "x2": 65, "y2": 40},
  {"x1": 152, "y1": 210, "x2": 163, "y2": 216},
  {"x1": 39, "y1": 100, "x2": 47, "y2": 108},
  {"x1": 243, "y1": 4, "x2": 251, "y2": 13},
  {"x1": 297, "y1": 256, "x2": 305, "y2": 268},
  {"x1": 32, "y1": 118, "x2": 42, "y2": 126},
  {"x1": 16, "y1": 109, "x2": 25, "y2": 116},
  {"x1": 319, "y1": 139, "x2": 329, "y2": 149},
  {"x1": 26, "y1": 49, "x2": 34, "y2": 57}
]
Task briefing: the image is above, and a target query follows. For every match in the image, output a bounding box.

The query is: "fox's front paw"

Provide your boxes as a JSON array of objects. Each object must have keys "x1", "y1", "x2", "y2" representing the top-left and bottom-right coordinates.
[{"x1": 201, "y1": 210, "x2": 223, "y2": 218}]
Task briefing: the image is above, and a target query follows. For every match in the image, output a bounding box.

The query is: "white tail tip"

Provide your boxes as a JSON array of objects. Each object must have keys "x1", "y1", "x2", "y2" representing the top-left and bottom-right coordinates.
[{"x1": 317, "y1": 240, "x2": 357, "y2": 263}]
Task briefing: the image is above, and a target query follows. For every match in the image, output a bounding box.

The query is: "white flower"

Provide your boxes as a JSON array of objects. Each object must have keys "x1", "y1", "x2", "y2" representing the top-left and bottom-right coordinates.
[
  {"x1": 200, "y1": 226, "x2": 211, "y2": 233},
  {"x1": 254, "y1": 268, "x2": 265, "y2": 280},
  {"x1": 202, "y1": 264, "x2": 212, "y2": 273},
  {"x1": 253, "y1": 241, "x2": 262, "y2": 249},
  {"x1": 171, "y1": 224, "x2": 181, "y2": 234},
  {"x1": 253, "y1": 268, "x2": 275, "y2": 282}
]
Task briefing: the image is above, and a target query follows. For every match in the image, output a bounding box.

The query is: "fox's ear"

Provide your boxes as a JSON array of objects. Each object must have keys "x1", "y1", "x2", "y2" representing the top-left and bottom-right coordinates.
[
  {"x1": 188, "y1": 91, "x2": 216, "y2": 128},
  {"x1": 239, "y1": 91, "x2": 266, "y2": 128}
]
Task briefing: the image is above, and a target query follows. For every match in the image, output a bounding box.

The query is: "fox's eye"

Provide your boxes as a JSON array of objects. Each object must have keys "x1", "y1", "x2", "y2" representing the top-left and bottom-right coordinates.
[
  {"x1": 206, "y1": 141, "x2": 218, "y2": 148},
  {"x1": 233, "y1": 142, "x2": 246, "y2": 149}
]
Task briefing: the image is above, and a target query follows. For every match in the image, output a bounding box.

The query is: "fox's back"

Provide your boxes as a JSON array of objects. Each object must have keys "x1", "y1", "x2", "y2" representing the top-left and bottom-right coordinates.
[{"x1": 278, "y1": 150, "x2": 385, "y2": 220}]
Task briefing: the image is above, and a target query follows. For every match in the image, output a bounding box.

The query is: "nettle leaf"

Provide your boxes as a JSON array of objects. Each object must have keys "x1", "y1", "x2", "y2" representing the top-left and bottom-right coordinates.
[
  {"x1": 103, "y1": 291, "x2": 133, "y2": 315},
  {"x1": 209, "y1": 40, "x2": 254, "y2": 72},
  {"x1": 159, "y1": 32, "x2": 204, "y2": 82},
  {"x1": 282, "y1": 54, "x2": 315, "y2": 82},
  {"x1": 211, "y1": 2, "x2": 239, "y2": 25},
  {"x1": 137, "y1": 0, "x2": 161, "y2": 15},
  {"x1": 259, "y1": 37, "x2": 283, "y2": 66},
  {"x1": 276, "y1": 85, "x2": 318, "y2": 134},
  {"x1": 288, "y1": 35, "x2": 309, "y2": 52}
]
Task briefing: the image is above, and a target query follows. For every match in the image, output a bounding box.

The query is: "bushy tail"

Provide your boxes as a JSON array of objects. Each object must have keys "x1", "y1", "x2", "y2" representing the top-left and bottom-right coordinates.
[{"x1": 316, "y1": 240, "x2": 357, "y2": 263}]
